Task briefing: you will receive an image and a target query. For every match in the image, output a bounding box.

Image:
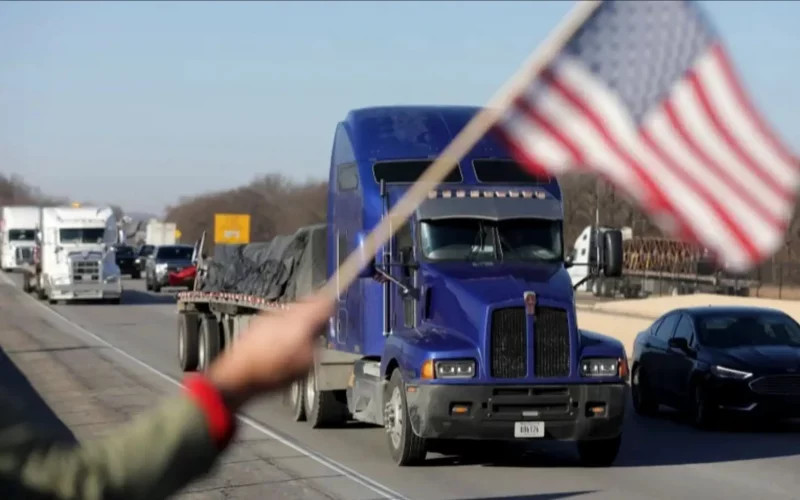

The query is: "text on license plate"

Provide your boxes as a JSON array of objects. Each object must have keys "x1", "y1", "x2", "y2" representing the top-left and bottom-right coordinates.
[{"x1": 514, "y1": 421, "x2": 545, "y2": 438}]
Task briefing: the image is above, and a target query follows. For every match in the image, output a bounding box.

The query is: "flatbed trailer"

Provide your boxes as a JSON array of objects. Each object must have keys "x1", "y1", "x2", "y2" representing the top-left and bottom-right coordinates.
[{"x1": 176, "y1": 290, "x2": 360, "y2": 425}]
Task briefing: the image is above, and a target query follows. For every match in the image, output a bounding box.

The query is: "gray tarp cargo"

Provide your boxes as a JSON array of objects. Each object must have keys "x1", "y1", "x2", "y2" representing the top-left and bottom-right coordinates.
[{"x1": 199, "y1": 224, "x2": 327, "y2": 302}]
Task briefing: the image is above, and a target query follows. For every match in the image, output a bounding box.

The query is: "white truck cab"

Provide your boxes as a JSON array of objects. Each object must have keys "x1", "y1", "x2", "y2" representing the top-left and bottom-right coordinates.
[
  {"x1": 1, "y1": 206, "x2": 40, "y2": 272},
  {"x1": 36, "y1": 206, "x2": 122, "y2": 304}
]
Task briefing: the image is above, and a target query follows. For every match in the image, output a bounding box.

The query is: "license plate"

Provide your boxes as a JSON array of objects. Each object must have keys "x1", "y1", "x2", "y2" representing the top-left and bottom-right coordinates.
[{"x1": 514, "y1": 421, "x2": 545, "y2": 438}]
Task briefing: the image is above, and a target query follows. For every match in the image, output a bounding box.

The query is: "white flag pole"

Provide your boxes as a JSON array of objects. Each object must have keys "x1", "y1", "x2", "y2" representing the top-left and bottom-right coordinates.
[{"x1": 321, "y1": 0, "x2": 603, "y2": 301}]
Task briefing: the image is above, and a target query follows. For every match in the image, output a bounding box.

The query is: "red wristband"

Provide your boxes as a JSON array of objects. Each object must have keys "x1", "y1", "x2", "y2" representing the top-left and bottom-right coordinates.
[{"x1": 183, "y1": 374, "x2": 236, "y2": 449}]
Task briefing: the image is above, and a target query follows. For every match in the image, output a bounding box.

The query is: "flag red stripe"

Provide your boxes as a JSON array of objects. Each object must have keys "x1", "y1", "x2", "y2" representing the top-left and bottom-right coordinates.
[
  {"x1": 513, "y1": 97, "x2": 585, "y2": 165},
  {"x1": 640, "y1": 128, "x2": 761, "y2": 260},
  {"x1": 662, "y1": 96, "x2": 790, "y2": 231},
  {"x1": 540, "y1": 69, "x2": 699, "y2": 245},
  {"x1": 687, "y1": 67, "x2": 793, "y2": 207},
  {"x1": 712, "y1": 44, "x2": 799, "y2": 172}
]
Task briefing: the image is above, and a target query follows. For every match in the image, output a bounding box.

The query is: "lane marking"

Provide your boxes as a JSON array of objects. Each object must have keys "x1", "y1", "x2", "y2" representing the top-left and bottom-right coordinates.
[{"x1": 0, "y1": 272, "x2": 407, "y2": 500}]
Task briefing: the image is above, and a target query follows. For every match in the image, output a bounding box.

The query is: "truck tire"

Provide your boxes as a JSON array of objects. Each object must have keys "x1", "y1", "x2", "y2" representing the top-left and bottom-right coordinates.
[
  {"x1": 178, "y1": 313, "x2": 200, "y2": 372},
  {"x1": 197, "y1": 315, "x2": 221, "y2": 372},
  {"x1": 384, "y1": 369, "x2": 427, "y2": 466},
  {"x1": 36, "y1": 284, "x2": 47, "y2": 301},
  {"x1": 152, "y1": 281, "x2": 162, "y2": 293},
  {"x1": 577, "y1": 435, "x2": 621, "y2": 467},
  {"x1": 304, "y1": 364, "x2": 347, "y2": 428},
  {"x1": 286, "y1": 378, "x2": 306, "y2": 421}
]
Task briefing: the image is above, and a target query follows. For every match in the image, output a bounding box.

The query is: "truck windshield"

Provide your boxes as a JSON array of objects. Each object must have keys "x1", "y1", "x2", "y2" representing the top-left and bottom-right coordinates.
[
  {"x1": 420, "y1": 218, "x2": 562, "y2": 263},
  {"x1": 8, "y1": 229, "x2": 36, "y2": 241},
  {"x1": 60, "y1": 228, "x2": 105, "y2": 244}
]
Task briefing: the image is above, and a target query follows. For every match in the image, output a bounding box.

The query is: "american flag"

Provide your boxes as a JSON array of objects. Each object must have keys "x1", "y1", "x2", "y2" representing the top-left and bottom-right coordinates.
[{"x1": 496, "y1": 0, "x2": 798, "y2": 272}]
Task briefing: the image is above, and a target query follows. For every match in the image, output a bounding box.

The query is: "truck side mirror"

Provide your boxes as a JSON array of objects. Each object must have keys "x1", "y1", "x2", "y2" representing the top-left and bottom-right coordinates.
[
  {"x1": 355, "y1": 231, "x2": 376, "y2": 279},
  {"x1": 602, "y1": 230, "x2": 623, "y2": 277}
]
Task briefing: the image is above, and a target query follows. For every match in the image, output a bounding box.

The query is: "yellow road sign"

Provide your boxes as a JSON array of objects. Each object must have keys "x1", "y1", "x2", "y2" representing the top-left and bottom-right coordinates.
[
  {"x1": 214, "y1": 213, "x2": 250, "y2": 244},
  {"x1": 175, "y1": 228, "x2": 182, "y2": 240}
]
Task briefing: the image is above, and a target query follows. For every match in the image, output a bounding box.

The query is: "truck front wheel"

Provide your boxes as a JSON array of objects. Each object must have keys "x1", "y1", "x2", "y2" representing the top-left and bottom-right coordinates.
[
  {"x1": 384, "y1": 370, "x2": 427, "y2": 466},
  {"x1": 577, "y1": 435, "x2": 621, "y2": 467}
]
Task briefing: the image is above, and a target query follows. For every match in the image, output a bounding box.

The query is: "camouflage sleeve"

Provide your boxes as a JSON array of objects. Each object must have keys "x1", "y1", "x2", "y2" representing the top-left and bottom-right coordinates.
[{"x1": 0, "y1": 374, "x2": 236, "y2": 500}]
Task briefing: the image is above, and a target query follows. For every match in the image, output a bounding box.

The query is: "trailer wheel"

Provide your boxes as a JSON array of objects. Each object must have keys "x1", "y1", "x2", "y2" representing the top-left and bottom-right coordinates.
[
  {"x1": 384, "y1": 369, "x2": 427, "y2": 466},
  {"x1": 286, "y1": 378, "x2": 306, "y2": 421},
  {"x1": 577, "y1": 435, "x2": 621, "y2": 467},
  {"x1": 304, "y1": 364, "x2": 347, "y2": 428},
  {"x1": 197, "y1": 315, "x2": 221, "y2": 372},
  {"x1": 178, "y1": 313, "x2": 200, "y2": 372}
]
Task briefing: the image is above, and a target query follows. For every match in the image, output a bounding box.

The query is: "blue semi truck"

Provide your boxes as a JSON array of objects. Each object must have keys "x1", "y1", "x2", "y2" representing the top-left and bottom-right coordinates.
[{"x1": 176, "y1": 105, "x2": 628, "y2": 466}]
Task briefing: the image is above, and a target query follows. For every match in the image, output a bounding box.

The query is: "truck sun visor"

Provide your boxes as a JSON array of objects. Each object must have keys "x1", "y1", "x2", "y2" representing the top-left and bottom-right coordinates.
[{"x1": 373, "y1": 160, "x2": 463, "y2": 184}]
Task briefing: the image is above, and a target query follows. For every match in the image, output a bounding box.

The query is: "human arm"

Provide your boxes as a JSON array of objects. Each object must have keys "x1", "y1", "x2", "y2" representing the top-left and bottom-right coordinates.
[{"x1": 0, "y1": 294, "x2": 332, "y2": 500}]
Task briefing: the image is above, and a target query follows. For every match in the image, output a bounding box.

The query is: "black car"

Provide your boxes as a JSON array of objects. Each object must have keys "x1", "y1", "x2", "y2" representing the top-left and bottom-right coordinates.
[
  {"x1": 134, "y1": 244, "x2": 155, "y2": 277},
  {"x1": 144, "y1": 244, "x2": 194, "y2": 293},
  {"x1": 631, "y1": 306, "x2": 800, "y2": 428},
  {"x1": 114, "y1": 244, "x2": 138, "y2": 278}
]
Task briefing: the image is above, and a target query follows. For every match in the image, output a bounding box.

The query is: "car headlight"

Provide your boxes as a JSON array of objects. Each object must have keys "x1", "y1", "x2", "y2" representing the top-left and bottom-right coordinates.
[
  {"x1": 433, "y1": 359, "x2": 476, "y2": 379},
  {"x1": 580, "y1": 358, "x2": 623, "y2": 378},
  {"x1": 711, "y1": 365, "x2": 752, "y2": 380},
  {"x1": 155, "y1": 263, "x2": 168, "y2": 272}
]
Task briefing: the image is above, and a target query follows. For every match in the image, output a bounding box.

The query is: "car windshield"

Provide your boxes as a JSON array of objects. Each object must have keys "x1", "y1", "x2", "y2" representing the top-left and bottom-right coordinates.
[
  {"x1": 156, "y1": 246, "x2": 193, "y2": 260},
  {"x1": 139, "y1": 245, "x2": 154, "y2": 256},
  {"x1": 116, "y1": 246, "x2": 134, "y2": 257},
  {"x1": 8, "y1": 229, "x2": 36, "y2": 241},
  {"x1": 60, "y1": 228, "x2": 105, "y2": 244},
  {"x1": 695, "y1": 312, "x2": 800, "y2": 348},
  {"x1": 420, "y1": 218, "x2": 562, "y2": 263}
]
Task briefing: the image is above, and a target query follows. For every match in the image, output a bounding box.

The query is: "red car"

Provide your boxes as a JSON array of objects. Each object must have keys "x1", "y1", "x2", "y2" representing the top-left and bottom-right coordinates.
[{"x1": 168, "y1": 265, "x2": 196, "y2": 289}]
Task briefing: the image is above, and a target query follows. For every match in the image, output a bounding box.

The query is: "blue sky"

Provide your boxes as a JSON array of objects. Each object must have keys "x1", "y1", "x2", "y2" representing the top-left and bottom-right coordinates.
[{"x1": 1, "y1": 1, "x2": 798, "y2": 215}]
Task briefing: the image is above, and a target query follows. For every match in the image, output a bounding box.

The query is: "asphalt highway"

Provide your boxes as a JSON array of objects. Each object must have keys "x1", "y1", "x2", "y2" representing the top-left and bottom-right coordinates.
[{"x1": 6, "y1": 274, "x2": 800, "y2": 500}]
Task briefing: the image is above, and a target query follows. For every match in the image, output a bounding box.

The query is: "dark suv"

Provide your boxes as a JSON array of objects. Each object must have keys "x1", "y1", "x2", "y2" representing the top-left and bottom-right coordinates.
[
  {"x1": 114, "y1": 244, "x2": 138, "y2": 278},
  {"x1": 144, "y1": 244, "x2": 194, "y2": 293},
  {"x1": 134, "y1": 244, "x2": 155, "y2": 278}
]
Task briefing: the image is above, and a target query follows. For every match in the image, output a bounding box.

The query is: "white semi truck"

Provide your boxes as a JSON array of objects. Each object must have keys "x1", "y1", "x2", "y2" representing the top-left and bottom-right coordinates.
[
  {"x1": 27, "y1": 206, "x2": 123, "y2": 304},
  {"x1": 0, "y1": 205, "x2": 40, "y2": 272}
]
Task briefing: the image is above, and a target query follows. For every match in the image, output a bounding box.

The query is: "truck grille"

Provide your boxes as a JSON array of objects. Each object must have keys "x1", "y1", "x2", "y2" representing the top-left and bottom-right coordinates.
[
  {"x1": 750, "y1": 375, "x2": 800, "y2": 396},
  {"x1": 490, "y1": 307, "x2": 527, "y2": 378},
  {"x1": 534, "y1": 307, "x2": 570, "y2": 378},
  {"x1": 72, "y1": 260, "x2": 100, "y2": 282}
]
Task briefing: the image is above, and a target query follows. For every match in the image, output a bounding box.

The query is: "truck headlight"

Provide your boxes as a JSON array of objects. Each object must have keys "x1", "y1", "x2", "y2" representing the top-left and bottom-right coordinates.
[
  {"x1": 580, "y1": 358, "x2": 622, "y2": 378},
  {"x1": 104, "y1": 275, "x2": 119, "y2": 283},
  {"x1": 435, "y1": 359, "x2": 475, "y2": 379},
  {"x1": 711, "y1": 365, "x2": 752, "y2": 380}
]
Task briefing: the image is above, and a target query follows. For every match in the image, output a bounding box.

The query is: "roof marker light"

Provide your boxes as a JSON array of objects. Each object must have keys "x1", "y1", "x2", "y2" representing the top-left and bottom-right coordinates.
[
  {"x1": 521, "y1": 191, "x2": 533, "y2": 198},
  {"x1": 428, "y1": 190, "x2": 437, "y2": 199},
  {"x1": 469, "y1": 190, "x2": 480, "y2": 198},
  {"x1": 456, "y1": 190, "x2": 466, "y2": 198},
  {"x1": 495, "y1": 191, "x2": 507, "y2": 198},
  {"x1": 483, "y1": 190, "x2": 494, "y2": 198},
  {"x1": 442, "y1": 190, "x2": 452, "y2": 198},
  {"x1": 535, "y1": 191, "x2": 546, "y2": 199},
  {"x1": 509, "y1": 191, "x2": 520, "y2": 198}
]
